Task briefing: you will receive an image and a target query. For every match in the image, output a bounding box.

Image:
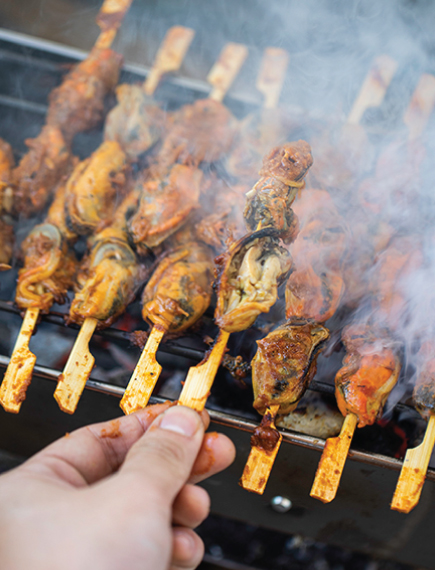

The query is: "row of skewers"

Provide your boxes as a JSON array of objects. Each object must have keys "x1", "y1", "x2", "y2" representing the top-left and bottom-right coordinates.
[{"x1": 1, "y1": 0, "x2": 435, "y2": 516}]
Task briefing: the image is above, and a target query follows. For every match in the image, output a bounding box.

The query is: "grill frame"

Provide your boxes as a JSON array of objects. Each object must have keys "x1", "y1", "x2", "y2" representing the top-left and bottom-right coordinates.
[{"x1": 1, "y1": 27, "x2": 435, "y2": 569}]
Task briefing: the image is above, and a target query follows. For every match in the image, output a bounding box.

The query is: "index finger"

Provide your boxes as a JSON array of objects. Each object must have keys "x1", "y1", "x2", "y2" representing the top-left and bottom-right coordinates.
[{"x1": 20, "y1": 403, "x2": 175, "y2": 487}]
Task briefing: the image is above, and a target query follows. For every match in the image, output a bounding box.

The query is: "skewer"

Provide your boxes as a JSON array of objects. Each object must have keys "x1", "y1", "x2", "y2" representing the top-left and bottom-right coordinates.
[
  {"x1": 310, "y1": 413, "x2": 357, "y2": 502},
  {"x1": 178, "y1": 47, "x2": 286, "y2": 414},
  {"x1": 391, "y1": 415, "x2": 435, "y2": 513},
  {"x1": 54, "y1": 317, "x2": 98, "y2": 414},
  {"x1": 239, "y1": 404, "x2": 281, "y2": 494},
  {"x1": 208, "y1": 43, "x2": 249, "y2": 102},
  {"x1": 0, "y1": 309, "x2": 40, "y2": 413},
  {"x1": 120, "y1": 43, "x2": 248, "y2": 415},
  {"x1": 120, "y1": 326, "x2": 165, "y2": 414},
  {"x1": 403, "y1": 73, "x2": 435, "y2": 141},
  {"x1": 143, "y1": 26, "x2": 195, "y2": 96},
  {"x1": 388, "y1": 80, "x2": 435, "y2": 509},
  {"x1": 178, "y1": 330, "x2": 230, "y2": 412},
  {"x1": 94, "y1": 0, "x2": 135, "y2": 50},
  {"x1": 53, "y1": 29, "x2": 193, "y2": 415},
  {"x1": 236, "y1": 48, "x2": 298, "y2": 493},
  {"x1": 347, "y1": 55, "x2": 397, "y2": 125},
  {"x1": 306, "y1": 59, "x2": 404, "y2": 502}
]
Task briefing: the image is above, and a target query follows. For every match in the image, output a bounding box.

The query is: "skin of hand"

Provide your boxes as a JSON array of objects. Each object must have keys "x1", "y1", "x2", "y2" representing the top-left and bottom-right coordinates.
[{"x1": 0, "y1": 403, "x2": 236, "y2": 570}]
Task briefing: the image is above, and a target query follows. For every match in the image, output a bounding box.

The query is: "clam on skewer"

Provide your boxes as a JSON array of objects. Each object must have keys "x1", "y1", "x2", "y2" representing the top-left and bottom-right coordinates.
[
  {"x1": 149, "y1": 42, "x2": 248, "y2": 176},
  {"x1": 120, "y1": 233, "x2": 215, "y2": 414},
  {"x1": 12, "y1": 0, "x2": 133, "y2": 217},
  {"x1": 241, "y1": 189, "x2": 347, "y2": 493},
  {"x1": 391, "y1": 342, "x2": 435, "y2": 513},
  {"x1": 0, "y1": 181, "x2": 78, "y2": 412},
  {"x1": 311, "y1": 236, "x2": 422, "y2": 503},
  {"x1": 178, "y1": 141, "x2": 313, "y2": 413},
  {"x1": 127, "y1": 41, "x2": 248, "y2": 255},
  {"x1": 54, "y1": 191, "x2": 147, "y2": 414},
  {"x1": 104, "y1": 26, "x2": 195, "y2": 161}
]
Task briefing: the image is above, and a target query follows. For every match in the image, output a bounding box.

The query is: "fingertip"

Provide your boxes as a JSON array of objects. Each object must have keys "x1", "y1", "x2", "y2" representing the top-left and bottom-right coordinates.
[
  {"x1": 173, "y1": 484, "x2": 210, "y2": 528},
  {"x1": 133, "y1": 402, "x2": 172, "y2": 430},
  {"x1": 172, "y1": 527, "x2": 204, "y2": 569},
  {"x1": 190, "y1": 432, "x2": 236, "y2": 484}
]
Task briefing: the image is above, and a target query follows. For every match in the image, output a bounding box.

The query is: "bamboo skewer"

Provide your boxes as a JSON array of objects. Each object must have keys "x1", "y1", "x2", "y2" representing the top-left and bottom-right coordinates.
[
  {"x1": 310, "y1": 70, "x2": 435, "y2": 505},
  {"x1": 143, "y1": 26, "x2": 195, "y2": 96},
  {"x1": 94, "y1": 0, "x2": 135, "y2": 50},
  {"x1": 387, "y1": 78, "x2": 435, "y2": 510},
  {"x1": 240, "y1": 404, "x2": 281, "y2": 494},
  {"x1": 403, "y1": 73, "x2": 435, "y2": 141},
  {"x1": 178, "y1": 47, "x2": 285, "y2": 414},
  {"x1": 347, "y1": 55, "x2": 397, "y2": 125},
  {"x1": 54, "y1": 317, "x2": 98, "y2": 414},
  {"x1": 310, "y1": 413, "x2": 358, "y2": 502},
  {"x1": 0, "y1": 0, "x2": 135, "y2": 414},
  {"x1": 208, "y1": 43, "x2": 249, "y2": 102},
  {"x1": 256, "y1": 48, "x2": 289, "y2": 110},
  {"x1": 178, "y1": 330, "x2": 230, "y2": 412},
  {"x1": 0, "y1": 308, "x2": 40, "y2": 413},
  {"x1": 391, "y1": 415, "x2": 435, "y2": 513},
  {"x1": 236, "y1": 49, "x2": 293, "y2": 493},
  {"x1": 119, "y1": 44, "x2": 247, "y2": 415},
  {"x1": 120, "y1": 327, "x2": 165, "y2": 414}
]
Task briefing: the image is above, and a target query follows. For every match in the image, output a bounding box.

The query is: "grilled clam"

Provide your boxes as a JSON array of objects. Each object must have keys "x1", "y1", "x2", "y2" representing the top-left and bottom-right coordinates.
[
  {"x1": 142, "y1": 241, "x2": 214, "y2": 333},
  {"x1": 252, "y1": 318, "x2": 329, "y2": 415},
  {"x1": 65, "y1": 140, "x2": 127, "y2": 235},
  {"x1": 128, "y1": 164, "x2": 202, "y2": 252},
  {"x1": 215, "y1": 228, "x2": 291, "y2": 333}
]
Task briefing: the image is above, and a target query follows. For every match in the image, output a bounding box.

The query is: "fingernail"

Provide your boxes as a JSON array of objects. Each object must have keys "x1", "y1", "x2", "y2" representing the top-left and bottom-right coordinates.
[{"x1": 159, "y1": 406, "x2": 200, "y2": 437}]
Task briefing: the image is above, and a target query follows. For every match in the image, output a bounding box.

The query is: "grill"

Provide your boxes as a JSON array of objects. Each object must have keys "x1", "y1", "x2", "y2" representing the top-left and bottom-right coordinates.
[{"x1": 1, "y1": 19, "x2": 435, "y2": 570}]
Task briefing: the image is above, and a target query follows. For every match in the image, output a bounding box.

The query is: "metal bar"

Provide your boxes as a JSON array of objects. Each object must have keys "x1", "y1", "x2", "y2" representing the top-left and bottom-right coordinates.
[
  {"x1": 0, "y1": 27, "x2": 260, "y2": 106},
  {"x1": 0, "y1": 94, "x2": 47, "y2": 114},
  {"x1": 0, "y1": 354, "x2": 432, "y2": 479},
  {"x1": 0, "y1": 301, "x2": 205, "y2": 361}
]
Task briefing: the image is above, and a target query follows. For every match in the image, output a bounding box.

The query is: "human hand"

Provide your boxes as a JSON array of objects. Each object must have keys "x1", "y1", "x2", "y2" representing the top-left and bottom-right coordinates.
[{"x1": 0, "y1": 403, "x2": 235, "y2": 570}]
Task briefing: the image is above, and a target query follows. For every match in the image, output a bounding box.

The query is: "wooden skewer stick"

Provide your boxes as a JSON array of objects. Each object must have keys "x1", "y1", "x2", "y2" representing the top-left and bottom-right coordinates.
[
  {"x1": 178, "y1": 330, "x2": 230, "y2": 412},
  {"x1": 256, "y1": 48, "x2": 289, "y2": 110},
  {"x1": 143, "y1": 26, "x2": 195, "y2": 96},
  {"x1": 347, "y1": 55, "x2": 397, "y2": 125},
  {"x1": 310, "y1": 413, "x2": 357, "y2": 503},
  {"x1": 403, "y1": 73, "x2": 435, "y2": 141},
  {"x1": 179, "y1": 47, "x2": 288, "y2": 415},
  {"x1": 391, "y1": 414, "x2": 435, "y2": 513},
  {"x1": 120, "y1": 326, "x2": 165, "y2": 414},
  {"x1": 208, "y1": 43, "x2": 248, "y2": 103},
  {"x1": 238, "y1": 48, "x2": 290, "y2": 494},
  {"x1": 94, "y1": 0, "x2": 135, "y2": 50},
  {"x1": 53, "y1": 317, "x2": 98, "y2": 414},
  {"x1": 239, "y1": 404, "x2": 281, "y2": 494},
  {"x1": 0, "y1": 308, "x2": 40, "y2": 413},
  {"x1": 305, "y1": 57, "x2": 399, "y2": 497}
]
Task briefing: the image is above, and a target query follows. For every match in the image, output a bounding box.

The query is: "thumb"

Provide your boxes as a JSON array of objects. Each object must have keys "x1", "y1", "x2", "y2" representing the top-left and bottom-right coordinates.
[{"x1": 118, "y1": 405, "x2": 205, "y2": 505}]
